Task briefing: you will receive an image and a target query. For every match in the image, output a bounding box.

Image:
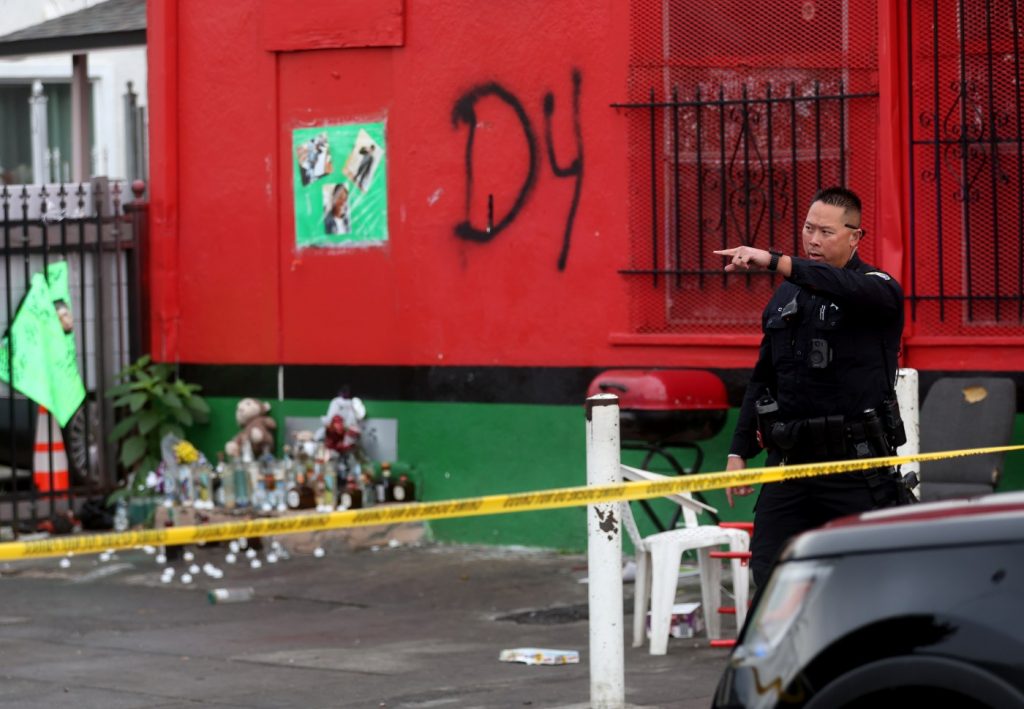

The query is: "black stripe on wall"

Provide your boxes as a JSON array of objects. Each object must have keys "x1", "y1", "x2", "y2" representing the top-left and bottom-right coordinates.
[
  {"x1": 178, "y1": 364, "x2": 609, "y2": 405},
  {"x1": 176, "y1": 364, "x2": 1024, "y2": 412}
]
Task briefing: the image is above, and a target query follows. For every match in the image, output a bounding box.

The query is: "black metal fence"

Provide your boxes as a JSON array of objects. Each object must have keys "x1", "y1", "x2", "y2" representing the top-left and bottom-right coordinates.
[{"x1": 0, "y1": 178, "x2": 147, "y2": 537}]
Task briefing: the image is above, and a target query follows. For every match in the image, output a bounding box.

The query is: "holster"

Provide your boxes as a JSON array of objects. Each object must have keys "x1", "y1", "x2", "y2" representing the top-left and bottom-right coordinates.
[
  {"x1": 771, "y1": 415, "x2": 846, "y2": 463},
  {"x1": 881, "y1": 397, "x2": 908, "y2": 449},
  {"x1": 759, "y1": 403, "x2": 911, "y2": 479}
]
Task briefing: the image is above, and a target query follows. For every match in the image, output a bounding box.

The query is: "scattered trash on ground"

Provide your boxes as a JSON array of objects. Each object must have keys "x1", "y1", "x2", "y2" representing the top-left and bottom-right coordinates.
[
  {"x1": 499, "y1": 648, "x2": 580, "y2": 665},
  {"x1": 647, "y1": 601, "x2": 704, "y2": 639}
]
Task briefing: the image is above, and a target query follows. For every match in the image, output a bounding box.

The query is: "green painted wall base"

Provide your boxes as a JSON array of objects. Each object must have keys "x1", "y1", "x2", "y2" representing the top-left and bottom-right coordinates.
[{"x1": 187, "y1": 397, "x2": 1024, "y2": 553}]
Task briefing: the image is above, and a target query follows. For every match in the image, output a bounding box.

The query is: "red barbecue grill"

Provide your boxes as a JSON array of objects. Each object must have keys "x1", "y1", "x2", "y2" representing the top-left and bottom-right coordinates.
[{"x1": 587, "y1": 369, "x2": 729, "y2": 528}]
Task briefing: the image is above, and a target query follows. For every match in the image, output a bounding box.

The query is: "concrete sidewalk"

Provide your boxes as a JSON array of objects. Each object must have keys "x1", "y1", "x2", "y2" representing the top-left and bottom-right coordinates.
[{"x1": 0, "y1": 524, "x2": 733, "y2": 708}]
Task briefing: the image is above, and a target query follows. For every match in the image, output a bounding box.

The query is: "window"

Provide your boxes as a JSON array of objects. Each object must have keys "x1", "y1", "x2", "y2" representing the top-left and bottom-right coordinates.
[
  {"x1": 620, "y1": 0, "x2": 879, "y2": 335},
  {"x1": 0, "y1": 82, "x2": 92, "y2": 184},
  {"x1": 907, "y1": 0, "x2": 1024, "y2": 333}
]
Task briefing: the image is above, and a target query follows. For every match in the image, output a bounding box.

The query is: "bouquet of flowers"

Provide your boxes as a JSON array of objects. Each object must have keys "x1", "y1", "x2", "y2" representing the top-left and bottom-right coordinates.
[{"x1": 174, "y1": 440, "x2": 200, "y2": 464}]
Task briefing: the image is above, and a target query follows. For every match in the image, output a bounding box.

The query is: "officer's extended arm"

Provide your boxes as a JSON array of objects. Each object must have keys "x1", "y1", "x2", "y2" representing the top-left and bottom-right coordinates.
[{"x1": 787, "y1": 257, "x2": 902, "y2": 313}]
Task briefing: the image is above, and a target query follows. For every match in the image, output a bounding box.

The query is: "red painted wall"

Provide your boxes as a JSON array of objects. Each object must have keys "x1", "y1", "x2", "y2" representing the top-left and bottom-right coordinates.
[
  {"x1": 148, "y1": 0, "x2": 693, "y2": 368},
  {"x1": 147, "y1": 0, "x2": 1024, "y2": 373}
]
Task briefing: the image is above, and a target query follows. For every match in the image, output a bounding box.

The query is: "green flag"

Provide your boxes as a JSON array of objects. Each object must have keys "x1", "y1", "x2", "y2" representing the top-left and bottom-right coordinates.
[
  {"x1": 47, "y1": 260, "x2": 72, "y2": 303},
  {"x1": 0, "y1": 262, "x2": 86, "y2": 427}
]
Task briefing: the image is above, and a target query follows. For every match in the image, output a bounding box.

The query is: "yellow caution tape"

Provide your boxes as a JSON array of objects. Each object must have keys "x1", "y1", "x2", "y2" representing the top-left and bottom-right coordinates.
[{"x1": 1, "y1": 443, "x2": 1022, "y2": 561}]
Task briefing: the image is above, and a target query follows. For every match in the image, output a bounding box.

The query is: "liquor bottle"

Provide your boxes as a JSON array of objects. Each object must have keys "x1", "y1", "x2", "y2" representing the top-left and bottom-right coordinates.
[
  {"x1": 272, "y1": 457, "x2": 288, "y2": 511},
  {"x1": 286, "y1": 470, "x2": 316, "y2": 510},
  {"x1": 375, "y1": 462, "x2": 393, "y2": 503},
  {"x1": 247, "y1": 459, "x2": 263, "y2": 509},
  {"x1": 361, "y1": 470, "x2": 376, "y2": 507},
  {"x1": 255, "y1": 453, "x2": 275, "y2": 511},
  {"x1": 323, "y1": 462, "x2": 336, "y2": 509},
  {"x1": 160, "y1": 461, "x2": 177, "y2": 508},
  {"x1": 232, "y1": 454, "x2": 250, "y2": 508},
  {"x1": 339, "y1": 475, "x2": 362, "y2": 510},
  {"x1": 392, "y1": 473, "x2": 416, "y2": 502},
  {"x1": 211, "y1": 457, "x2": 222, "y2": 507},
  {"x1": 114, "y1": 499, "x2": 129, "y2": 532},
  {"x1": 313, "y1": 473, "x2": 327, "y2": 510},
  {"x1": 217, "y1": 451, "x2": 234, "y2": 508},
  {"x1": 194, "y1": 462, "x2": 207, "y2": 507},
  {"x1": 281, "y1": 445, "x2": 295, "y2": 484},
  {"x1": 178, "y1": 463, "x2": 195, "y2": 506},
  {"x1": 311, "y1": 453, "x2": 324, "y2": 509},
  {"x1": 241, "y1": 440, "x2": 259, "y2": 508}
]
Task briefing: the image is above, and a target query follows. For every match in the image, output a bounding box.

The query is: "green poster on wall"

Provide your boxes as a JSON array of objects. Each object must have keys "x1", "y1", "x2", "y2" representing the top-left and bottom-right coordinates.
[{"x1": 292, "y1": 122, "x2": 388, "y2": 248}]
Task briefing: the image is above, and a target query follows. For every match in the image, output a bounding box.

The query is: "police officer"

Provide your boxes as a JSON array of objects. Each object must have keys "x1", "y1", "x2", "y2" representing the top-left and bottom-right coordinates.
[{"x1": 714, "y1": 186, "x2": 905, "y2": 590}]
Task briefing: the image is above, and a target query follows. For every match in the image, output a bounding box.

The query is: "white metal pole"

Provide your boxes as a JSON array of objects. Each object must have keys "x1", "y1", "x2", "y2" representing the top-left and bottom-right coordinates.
[
  {"x1": 895, "y1": 368, "x2": 920, "y2": 499},
  {"x1": 586, "y1": 393, "x2": 625, "y2": 708},
  {"x1": 29, "y1": 81, "x2": 49, "y2": 185}
]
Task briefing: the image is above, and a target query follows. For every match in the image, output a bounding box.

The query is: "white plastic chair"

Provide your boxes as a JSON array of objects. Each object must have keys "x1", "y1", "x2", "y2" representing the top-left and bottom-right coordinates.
[{"x1": 621, "y1": 464, "x2": 751, "y2": 655}]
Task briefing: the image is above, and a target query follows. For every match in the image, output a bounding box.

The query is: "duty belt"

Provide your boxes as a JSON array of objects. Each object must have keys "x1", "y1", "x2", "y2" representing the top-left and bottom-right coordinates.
[{"x1": 766, "y1": 414, "x2": 886, "y2": 464}]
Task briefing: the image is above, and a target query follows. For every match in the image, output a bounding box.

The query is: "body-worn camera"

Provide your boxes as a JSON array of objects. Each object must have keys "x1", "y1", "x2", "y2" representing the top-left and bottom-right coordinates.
[{"x1": 808, "y1": 338, "x2": 831, "y2": 369}]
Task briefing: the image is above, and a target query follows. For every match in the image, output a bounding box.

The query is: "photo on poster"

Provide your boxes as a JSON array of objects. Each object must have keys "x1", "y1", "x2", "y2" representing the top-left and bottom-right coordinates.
[
  {"x1": 342, "y1": 130, "x2": 383, "y2": 193},
  {"x1": 295, "y1": 132, "x2": 332, "y2": 186},
  {"x1": 322, "y1": 183, "x2": 351, "y2": 235},
  {"x1": 291, "y1": 121, "x2": 387, "y2": 248}
]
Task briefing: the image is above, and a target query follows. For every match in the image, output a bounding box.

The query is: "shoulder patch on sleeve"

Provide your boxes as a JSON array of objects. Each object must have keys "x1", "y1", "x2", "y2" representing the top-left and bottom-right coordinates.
[{"x1": 865, "y1": 271, "x2": 892, "y2": 281}]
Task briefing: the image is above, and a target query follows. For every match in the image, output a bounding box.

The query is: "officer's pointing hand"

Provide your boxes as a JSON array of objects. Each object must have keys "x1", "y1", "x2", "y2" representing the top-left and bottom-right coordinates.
[{"x1": 714, "y1": 245, "x2": 769, "y2": 272}]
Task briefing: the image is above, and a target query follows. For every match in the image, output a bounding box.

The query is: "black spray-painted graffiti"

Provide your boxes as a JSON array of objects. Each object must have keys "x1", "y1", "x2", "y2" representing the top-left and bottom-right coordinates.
[
  {"x1": 451, "y1": 69, "x2": 583, "y2": 271},
  {"x1": 451, "y1": 84, "x2": 538, "y2": 243}
]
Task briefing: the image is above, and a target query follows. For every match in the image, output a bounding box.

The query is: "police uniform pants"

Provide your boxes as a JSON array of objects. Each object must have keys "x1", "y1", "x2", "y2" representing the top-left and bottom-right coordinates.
[{"x1": 750, "y1": 471, "x2": 899, "y2": 590}]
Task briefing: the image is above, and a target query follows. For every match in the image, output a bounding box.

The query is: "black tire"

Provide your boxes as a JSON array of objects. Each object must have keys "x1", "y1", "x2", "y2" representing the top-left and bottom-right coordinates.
[
  {"x1": 805, "y1": 656, "x2": 1024, "y2": 709},
  {"x1": 64, "y1": 399, "x2": 99, "y2": 486}
]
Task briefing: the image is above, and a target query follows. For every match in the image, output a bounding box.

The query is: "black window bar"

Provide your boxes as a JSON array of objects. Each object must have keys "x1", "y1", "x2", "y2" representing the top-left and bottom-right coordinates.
[
  {"x1": 612, "y1": 81, "x2": 877, "y2": 290},
  {"x1": 907, "y1": 0, "x2": 1024, "y2": 325}
]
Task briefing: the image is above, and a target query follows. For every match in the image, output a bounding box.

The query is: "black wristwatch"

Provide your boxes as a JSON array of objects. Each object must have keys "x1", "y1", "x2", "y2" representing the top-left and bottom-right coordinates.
[{"x1": 767, "y1": 248, "x2": 782, "y2": 272}]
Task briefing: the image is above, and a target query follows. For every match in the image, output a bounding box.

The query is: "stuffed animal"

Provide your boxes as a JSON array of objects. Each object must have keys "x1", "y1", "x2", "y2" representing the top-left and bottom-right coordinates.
[
  {"x1": 318, "y1": 389, "x2": 366, "y2": 452},
  {"x1": 317, "y1": 389, "x2": 366, "y2": 436},
  {"x1": 324, "y1": 414, "x2": 361, "y2": 454},
  {"x1": 225, "y1": 397, "x2": 277, "y2": 460},
  {"x1": 292, "y1": 429, "x2": 318, "y2": 459}
]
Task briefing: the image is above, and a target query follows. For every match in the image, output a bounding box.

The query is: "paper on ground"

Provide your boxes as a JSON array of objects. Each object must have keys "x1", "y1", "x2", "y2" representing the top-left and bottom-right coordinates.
[{"x1": 499, "y1": 648, "x2": 580, "y2": 665}]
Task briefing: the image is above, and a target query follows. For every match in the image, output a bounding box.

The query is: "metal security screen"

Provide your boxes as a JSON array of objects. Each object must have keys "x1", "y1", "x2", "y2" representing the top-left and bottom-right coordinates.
[
  {"x1": 907, "y1": 0, "x2": 1024, "y2": 333},
  {"x1": 620, "y1": 0, "x2": 880, "y2": 335}
]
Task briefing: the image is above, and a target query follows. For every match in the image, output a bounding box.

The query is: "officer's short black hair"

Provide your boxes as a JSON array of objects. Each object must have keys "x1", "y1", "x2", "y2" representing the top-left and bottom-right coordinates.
[{"x1": 812, "y1": 186, "x2": 862, "y2": 223}]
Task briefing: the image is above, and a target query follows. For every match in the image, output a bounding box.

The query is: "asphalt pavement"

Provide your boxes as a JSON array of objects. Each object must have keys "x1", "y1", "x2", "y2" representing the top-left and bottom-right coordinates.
[{"x1": 0, "y1": 523, "x2": 734, "y2": 708}]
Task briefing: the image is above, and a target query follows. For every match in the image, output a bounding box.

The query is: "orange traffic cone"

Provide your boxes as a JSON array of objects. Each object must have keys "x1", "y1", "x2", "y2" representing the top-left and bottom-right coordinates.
[{"x1": 33, "y1": 405, "x2": 69, "y2": 494}]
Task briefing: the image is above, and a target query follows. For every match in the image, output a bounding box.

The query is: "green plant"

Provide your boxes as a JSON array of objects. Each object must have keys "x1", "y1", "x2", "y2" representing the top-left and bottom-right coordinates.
[{"x1": 106, "y1": 355, "x2": 210, "y2": 495}]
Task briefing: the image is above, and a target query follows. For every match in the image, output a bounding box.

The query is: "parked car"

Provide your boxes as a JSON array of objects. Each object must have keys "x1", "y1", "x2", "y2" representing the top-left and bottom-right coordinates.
[{"x1": 712, "y1": 492, "x2": 1024, "y2": 708}]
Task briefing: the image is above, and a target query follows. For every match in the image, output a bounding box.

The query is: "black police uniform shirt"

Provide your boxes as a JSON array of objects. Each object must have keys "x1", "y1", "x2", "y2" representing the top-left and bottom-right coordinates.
[{"x1": 729, "y1": 252, "x2": 904, "y2": 461}]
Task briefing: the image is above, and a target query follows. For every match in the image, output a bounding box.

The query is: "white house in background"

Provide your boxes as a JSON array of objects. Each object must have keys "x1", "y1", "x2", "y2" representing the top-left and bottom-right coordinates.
[{"x1": 0, "y1": 0, "x2": 147, "y2": 184}]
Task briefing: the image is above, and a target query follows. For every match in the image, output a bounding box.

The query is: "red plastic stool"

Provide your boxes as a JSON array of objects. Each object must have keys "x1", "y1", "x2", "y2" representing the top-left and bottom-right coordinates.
[{"x1": 707, "y1": 522, "x2": 754, "y2": 647}]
